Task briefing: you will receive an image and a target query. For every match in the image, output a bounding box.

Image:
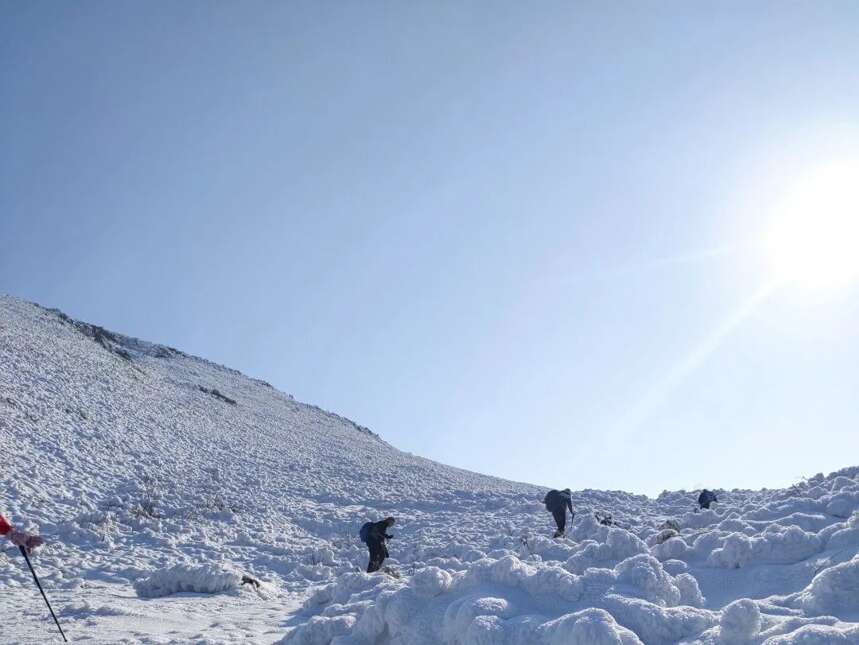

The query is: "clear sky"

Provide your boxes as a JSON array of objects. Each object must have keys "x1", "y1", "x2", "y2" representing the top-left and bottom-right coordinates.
[{"x1": 3, "y1": 1, "x2": 859, "y2": 495}]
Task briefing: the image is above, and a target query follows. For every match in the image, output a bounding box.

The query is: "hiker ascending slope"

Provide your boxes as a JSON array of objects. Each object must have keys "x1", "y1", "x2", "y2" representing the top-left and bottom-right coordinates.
[
  {"x1": 544, "y1": 489, "x2": 574, "y2": 538},
  {"x1": 698, "y1": 489, "x2": 718, "y2": 510},
  {"x1": 0, "y1": 513, "x2": 44, "y2": 553},
  {"x1": 360, "y1": 517, "x2": 396, "y2": 573}
]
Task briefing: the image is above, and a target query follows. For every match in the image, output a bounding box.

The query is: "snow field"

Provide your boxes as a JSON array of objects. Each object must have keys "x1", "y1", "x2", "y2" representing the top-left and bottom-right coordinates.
[
  {"x1": 2, "y1": 296, "x2": 859, "y2": 643},
  {"x1": 284, "y1": 473, "x2": 859, "y2": 644}
]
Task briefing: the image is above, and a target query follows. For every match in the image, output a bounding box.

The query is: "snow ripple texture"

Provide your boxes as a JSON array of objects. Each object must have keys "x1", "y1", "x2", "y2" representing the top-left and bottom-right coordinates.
[{"x1": 1, "y1": 295, "x2": 858, "y2": 644}]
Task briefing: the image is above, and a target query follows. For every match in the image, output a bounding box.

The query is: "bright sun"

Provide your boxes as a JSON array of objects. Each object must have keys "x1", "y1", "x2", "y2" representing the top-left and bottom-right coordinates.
[{"x1": 765, "y1": 162, "x2": 859, "y2": 290}]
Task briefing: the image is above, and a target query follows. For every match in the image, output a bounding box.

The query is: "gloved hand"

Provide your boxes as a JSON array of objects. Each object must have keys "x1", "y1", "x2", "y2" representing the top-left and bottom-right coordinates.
[
  {"x1": 9, "y1": 529, "x2": 44, "y2": 553},
  {"x1": 385, "y1": 534, "x2": 394, "y2": 540}
]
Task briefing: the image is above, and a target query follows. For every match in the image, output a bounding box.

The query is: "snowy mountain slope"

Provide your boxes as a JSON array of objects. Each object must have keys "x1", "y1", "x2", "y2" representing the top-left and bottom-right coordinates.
[
  {"x1": 2, "y1": 294, "x2": 859, "y2": 644},
  {"x1": 0, "y1": 294, "x2": 546, "y2": 641}
]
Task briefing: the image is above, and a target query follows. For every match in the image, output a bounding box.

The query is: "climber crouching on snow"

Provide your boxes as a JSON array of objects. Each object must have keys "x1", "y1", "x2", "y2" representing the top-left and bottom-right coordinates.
[
  {"x1": 544, "y1": 488, "x2": 574, "y2": 538},
  {"x1": 360, "y1": 517, "x2": 396, "y2": 573},
  {"x1": 0, "y1": 513, "x2": 44, "y2": 553},
  {"x1": 698, "y1": 489, "x2": 718, "y2": 510}
]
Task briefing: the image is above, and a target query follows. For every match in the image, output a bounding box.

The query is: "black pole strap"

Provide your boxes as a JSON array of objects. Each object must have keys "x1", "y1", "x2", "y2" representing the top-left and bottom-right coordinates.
[{"x1": 19, "y1": 545, "x2": 68, "y2": 643}]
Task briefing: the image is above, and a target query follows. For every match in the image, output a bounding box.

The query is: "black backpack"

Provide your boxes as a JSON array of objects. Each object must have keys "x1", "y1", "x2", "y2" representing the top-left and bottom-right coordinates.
[
  {"x1": 359, "y1": 522, "x2": 373, "y2": 544},
  {"x1": 544, "y1": 490, "x2": 562, "y2": 512}
]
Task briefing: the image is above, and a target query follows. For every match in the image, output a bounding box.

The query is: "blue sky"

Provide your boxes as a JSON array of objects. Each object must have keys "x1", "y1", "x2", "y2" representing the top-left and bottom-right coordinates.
[{"x1": 3, "y1": 1, "x2": 858, "y2": 495}]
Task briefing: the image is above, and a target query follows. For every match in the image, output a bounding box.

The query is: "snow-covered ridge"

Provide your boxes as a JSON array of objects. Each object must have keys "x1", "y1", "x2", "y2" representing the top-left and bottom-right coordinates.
[
  {"x1": 45, "y1": 301, "x2": 380, "y2": 441},
  {"x1": 2, "y1": 294, "x2": 859, "y2": 644}
]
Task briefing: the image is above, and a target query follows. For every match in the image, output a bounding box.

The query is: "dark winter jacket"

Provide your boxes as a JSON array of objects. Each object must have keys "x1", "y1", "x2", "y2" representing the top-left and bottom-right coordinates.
[
  {"x1": 544, "y1": 490, "x2": 574, "y2": 515},
  {"x1": 366, "y1": 520, "x2": 393, "y2": 544},
  {"x1": 698, "y1": 490, "x2": 718, "y2": 508}
]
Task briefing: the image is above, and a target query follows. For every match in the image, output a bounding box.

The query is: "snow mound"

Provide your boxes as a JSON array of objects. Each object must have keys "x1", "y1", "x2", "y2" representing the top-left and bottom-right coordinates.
[
  {"x1": 718, "y1": 598, "x2": 761, "y2": 643},
  {"x1": 565, "y1": 528, "x2": 649, "y2": 573},
  {"x1": 795, "y1": 554, "x2": 859, "y2": 618},
  {"x1": 538, "y1": 608, "x2": 644, "y2": 644},
  {"x1": 707, "y1": 526, "x2": 822, "y2": 569},
  {"x1": 133, "y1": 563, "x2": 243, "y2": 598},
  {"x1": 764, "y1": 625, "x2": 859, "y2": 643}
]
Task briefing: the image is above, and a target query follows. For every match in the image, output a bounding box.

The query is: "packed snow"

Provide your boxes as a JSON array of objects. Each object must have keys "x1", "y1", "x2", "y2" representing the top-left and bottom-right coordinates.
[{"x1": 1, "y1": 295, "x2": 858, "y2": 644}]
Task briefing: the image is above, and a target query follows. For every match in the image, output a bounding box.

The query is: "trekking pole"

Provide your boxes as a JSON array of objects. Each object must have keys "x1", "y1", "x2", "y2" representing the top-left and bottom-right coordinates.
[{"x1": 19, "y1": 546, "x2": 68, "y2": 642}]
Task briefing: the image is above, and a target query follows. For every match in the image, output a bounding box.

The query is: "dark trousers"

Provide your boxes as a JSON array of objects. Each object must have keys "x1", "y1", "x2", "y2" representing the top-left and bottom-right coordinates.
[
  {"x1": 367, "y1": 540, "x2": 388, "y2": 573},
  {"x1": 552, "y1": 509, "x2": 566, "y2": 533}
]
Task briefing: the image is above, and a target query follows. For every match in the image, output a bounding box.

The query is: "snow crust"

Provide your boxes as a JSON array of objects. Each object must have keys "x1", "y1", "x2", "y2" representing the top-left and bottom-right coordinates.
[{"x1": 2, "y1": 295, "x2": 859, "y2": 644}]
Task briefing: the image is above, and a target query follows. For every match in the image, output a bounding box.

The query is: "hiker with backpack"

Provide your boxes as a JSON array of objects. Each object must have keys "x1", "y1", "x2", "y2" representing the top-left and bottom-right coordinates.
[
  {"x1": 698, "y1": 489, "x2": 718, "y2": 510},
  {"x1": 360, "y1": 517, "x2": 396, "y2": 573},
  {"x1": 544, "y1": 489, "x2": 574, "y2": 538},
  {"x1": 1, "y1": 513, "x2": 44, "y2": 553}
]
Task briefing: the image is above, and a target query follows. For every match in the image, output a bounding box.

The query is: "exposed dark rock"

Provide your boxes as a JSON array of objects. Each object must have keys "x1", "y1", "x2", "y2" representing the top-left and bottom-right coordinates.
[
  {"x1": 197, "y1": 386, "x2": 237, "y2": 406},
  {"x1": 48, "y1": 308, "x2": 135, "y2": 362}
]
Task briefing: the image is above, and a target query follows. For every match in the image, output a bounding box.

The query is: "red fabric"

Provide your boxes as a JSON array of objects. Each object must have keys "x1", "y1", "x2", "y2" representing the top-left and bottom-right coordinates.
[{"x1": 0, "y1": 514, "x2": 10, "y2": 536}]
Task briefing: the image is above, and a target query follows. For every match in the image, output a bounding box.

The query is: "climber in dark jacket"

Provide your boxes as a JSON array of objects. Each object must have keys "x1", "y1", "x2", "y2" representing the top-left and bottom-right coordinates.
[
  {"x1": 365, "y1": 517, "x2": 396, "y2": 573},
  {"x1": 698, "y1": 489, "x2": 718, "y2": 510},
  {"x1": 544, "y1": 489, "x2": 574, "y2": 538}
]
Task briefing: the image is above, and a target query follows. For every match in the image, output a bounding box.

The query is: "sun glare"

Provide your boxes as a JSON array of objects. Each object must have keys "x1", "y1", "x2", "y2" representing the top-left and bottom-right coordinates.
[{"x1": 765, "y1": 162, "x2": 859, "y2": 290}]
